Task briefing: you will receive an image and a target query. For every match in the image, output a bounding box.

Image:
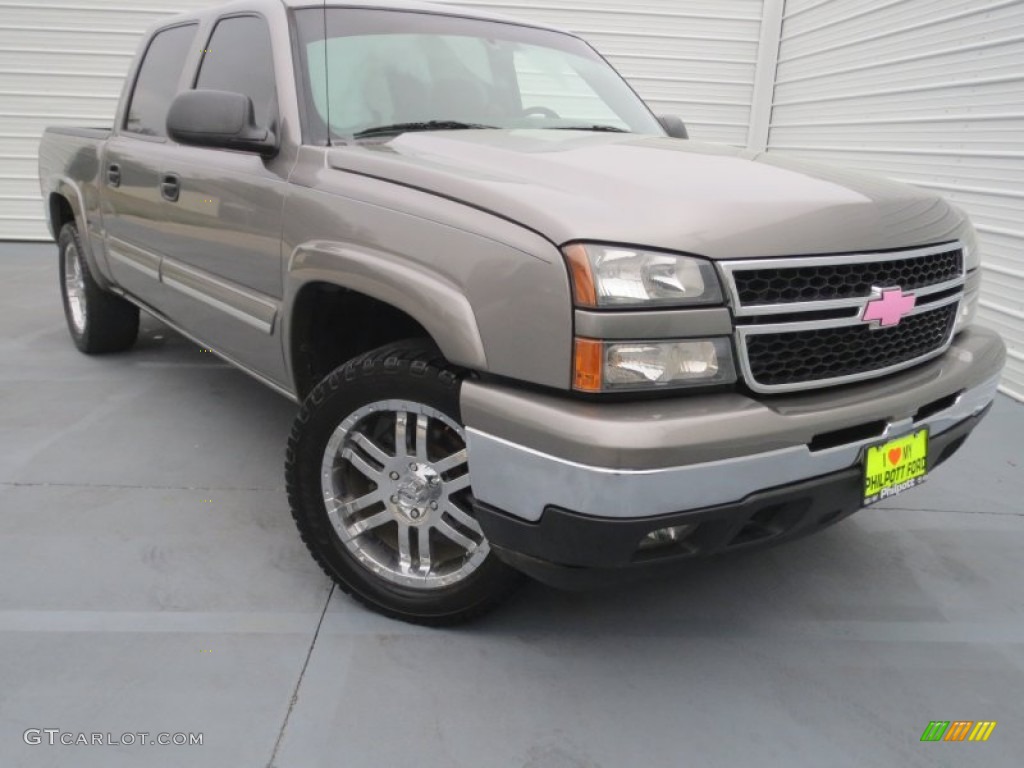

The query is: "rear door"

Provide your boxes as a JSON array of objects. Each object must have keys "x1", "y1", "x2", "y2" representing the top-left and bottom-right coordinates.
[
  {"x1": 100, "y1": 22, "x2": 199, "y2": 305},
  {"x1": 154, "y1": 14, "x2": 290, "y2": 382}
]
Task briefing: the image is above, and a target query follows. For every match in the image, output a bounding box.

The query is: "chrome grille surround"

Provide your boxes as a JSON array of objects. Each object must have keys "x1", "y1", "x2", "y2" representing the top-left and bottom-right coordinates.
[{"x1": 718, "y1": 242, "x2": 967, "y2": 394}]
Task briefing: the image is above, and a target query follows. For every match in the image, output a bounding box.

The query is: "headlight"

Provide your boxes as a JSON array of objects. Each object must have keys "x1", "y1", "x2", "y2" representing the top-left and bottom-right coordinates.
[
  {"x1": 955, "y1": 221, "x2": 981, "y2": 334},
  {"x1": 564, "y1": 243, "x2": 723, "y2": 308},
  {"x1": 955, "y1": 282, "x2": 981, "y2": 335},
  {"x1": 959, "y1": 218, "x2": 980, "y2": 272},
  {"x1": 574, "y1": 338, "x2": 736, "y2": 392}
]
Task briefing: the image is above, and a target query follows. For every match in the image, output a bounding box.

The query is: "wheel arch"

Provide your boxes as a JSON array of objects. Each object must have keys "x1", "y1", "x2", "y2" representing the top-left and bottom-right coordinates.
[
  {"x1": 285, "y1": 242, "x2": 488, "y2": 398},
  {"x1": 45, "y1": 175, "x2": 91, "y2": 238},
  {"x1": 48, "y1": 191, "x2": 76, "y2": 238},
  {"x1": 46, "y1": 179, "x2": 115, "y2": 290}
]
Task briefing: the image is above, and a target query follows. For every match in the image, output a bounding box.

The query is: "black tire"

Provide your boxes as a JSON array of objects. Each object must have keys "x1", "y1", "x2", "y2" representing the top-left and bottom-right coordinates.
[
  {"x1": 58, "y1": 222, "x2": 139, "y2": 354},
  {"x1": 286, "y1": 339, "x2": 523, "y2": 625}
]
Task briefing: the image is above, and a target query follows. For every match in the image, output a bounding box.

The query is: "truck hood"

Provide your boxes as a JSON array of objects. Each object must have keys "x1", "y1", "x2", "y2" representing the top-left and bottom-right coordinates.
[{"x1": 327, "y1": 130, "x2": 965, "y2": 259}]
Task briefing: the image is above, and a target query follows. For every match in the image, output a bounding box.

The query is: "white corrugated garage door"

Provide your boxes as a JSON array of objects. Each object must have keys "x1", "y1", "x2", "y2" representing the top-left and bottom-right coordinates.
[
  {"x1": 766, "y1": 0, "x2": 1024, "y2": 397},
  {"x1": 1, "y1": 0, "x2": 766, "y2": 241}
]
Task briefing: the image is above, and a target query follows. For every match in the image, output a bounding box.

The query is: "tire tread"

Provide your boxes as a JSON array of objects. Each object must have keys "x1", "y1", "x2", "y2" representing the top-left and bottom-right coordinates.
[
  {"x1": 285, "y1": 339, "x2": 521, "y2": 626},
  {"x1": 59, "y1": 222, "x2": 138, "y2": 354}
]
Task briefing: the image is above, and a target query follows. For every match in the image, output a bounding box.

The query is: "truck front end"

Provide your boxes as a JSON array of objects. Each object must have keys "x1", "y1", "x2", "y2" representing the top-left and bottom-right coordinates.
[{"x1": 462, "y1": 234, "x2": 1005, "y2": 586}]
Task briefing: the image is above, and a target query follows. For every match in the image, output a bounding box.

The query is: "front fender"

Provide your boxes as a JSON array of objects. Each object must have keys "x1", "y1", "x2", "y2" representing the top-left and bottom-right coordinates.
[
  {"x1": 280, "y1": 160, "x2": 575, "y2": 393},
  {"x1": 284, "y1": 240, "x2": 489, "y2": 374}
]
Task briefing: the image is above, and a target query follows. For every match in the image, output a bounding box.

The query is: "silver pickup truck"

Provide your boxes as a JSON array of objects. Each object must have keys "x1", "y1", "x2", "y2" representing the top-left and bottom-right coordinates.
[{"x1": 39, "y1": 0, "x2": 1006, "y2": 624}]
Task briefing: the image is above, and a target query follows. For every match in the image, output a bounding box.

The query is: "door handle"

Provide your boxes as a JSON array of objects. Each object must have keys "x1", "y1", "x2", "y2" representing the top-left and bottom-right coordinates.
[
  {"x1": 160, "y1": 173, "x2": 181, "y2": 203},
  {"x1": 107, "y1": 164, "x2": 121, "y2": 187}
]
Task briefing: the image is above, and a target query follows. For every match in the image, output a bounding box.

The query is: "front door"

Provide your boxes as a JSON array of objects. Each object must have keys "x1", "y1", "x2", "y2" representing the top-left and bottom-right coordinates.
[{"x1": 155, "y1": 14, "x2": 291, "y2": 384}]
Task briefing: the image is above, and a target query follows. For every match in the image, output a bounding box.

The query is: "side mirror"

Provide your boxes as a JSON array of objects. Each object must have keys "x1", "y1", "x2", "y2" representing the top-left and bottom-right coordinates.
[
  {"x1": 657, "y1": 115, "x2": 689, "y2": 140},
  {"x1": 166, "y1": 90, "x2": 278, "y2": 156}
]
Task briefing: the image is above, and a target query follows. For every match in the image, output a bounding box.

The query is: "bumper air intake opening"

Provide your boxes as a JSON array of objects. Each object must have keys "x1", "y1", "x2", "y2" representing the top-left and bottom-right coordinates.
[
  {"x1": 914, "y1": 391, "x2": 962, "y2": 422},
  {"x1": 810, "y1": 420, "x2": 888, "y2": 452},
  {"x1": 728, "y1": 504, "x2": 804, "y2": 548}
]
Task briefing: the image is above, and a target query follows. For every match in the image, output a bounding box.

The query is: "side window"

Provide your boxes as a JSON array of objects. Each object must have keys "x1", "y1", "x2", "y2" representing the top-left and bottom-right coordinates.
[
  {"x1": 196, "y1": 16, "x2": 277, "y2": 127},
  {"x1": 124, "y1": 24, "x2": 198, "y2": 137}
]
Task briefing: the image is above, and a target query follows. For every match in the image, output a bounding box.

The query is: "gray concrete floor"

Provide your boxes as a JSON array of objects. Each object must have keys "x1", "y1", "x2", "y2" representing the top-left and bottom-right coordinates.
[{"x1": 1, "y1": 241, "x2": 1022, "y2": 768}]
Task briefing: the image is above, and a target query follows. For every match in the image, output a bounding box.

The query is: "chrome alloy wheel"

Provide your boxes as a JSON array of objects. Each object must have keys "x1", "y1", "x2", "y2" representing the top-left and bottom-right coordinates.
[
  {"x1": 320, "y1": 399, "x2": 489, "y2": 589},
  {"x1": 63, "y1": 242, "x2": 87, "y2": 334}
]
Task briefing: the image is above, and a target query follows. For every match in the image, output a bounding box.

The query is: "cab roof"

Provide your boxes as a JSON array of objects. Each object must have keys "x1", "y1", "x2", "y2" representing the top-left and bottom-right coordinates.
[
  {"x1": 154, "y1": 0, "x2": 569, "y2": 50},
  {"x1": 280, "y1": 0, "x2": 562, "y2": 33}
]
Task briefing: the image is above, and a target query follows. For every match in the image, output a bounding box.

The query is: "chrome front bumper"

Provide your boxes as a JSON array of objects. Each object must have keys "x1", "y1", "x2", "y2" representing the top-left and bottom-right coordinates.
[{"x1": 463, "y1": 327, "x2": 1005, "y2": 523}]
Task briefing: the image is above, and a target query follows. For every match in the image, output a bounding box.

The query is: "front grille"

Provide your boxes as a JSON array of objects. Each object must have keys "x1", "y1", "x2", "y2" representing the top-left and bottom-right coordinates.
[
  {"x1": 720, "y1": 242, "x2": 967, "y2": 393},
  {"x1": 745, "y1": 304, "x2": 958, "y2": 388},
  {"x1": 733, "y1": 246, "x2": 963, "y2": 305}
]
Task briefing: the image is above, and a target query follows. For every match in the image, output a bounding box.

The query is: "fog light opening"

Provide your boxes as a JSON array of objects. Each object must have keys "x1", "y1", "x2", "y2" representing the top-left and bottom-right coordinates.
[{"x1": 637, "y1": 524, "x2": 697, "y2": 553}]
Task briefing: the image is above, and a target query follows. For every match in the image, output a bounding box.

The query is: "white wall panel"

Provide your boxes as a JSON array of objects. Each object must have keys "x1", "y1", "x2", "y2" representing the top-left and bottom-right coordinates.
[{"x1": 767, "y1": 0, "x2": 1024, "y2": 399}]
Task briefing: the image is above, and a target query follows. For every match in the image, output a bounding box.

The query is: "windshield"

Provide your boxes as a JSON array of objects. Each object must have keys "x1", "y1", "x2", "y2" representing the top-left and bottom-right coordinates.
[{"x1": 293, "y1": 8, "x2": 665, "y2": 142}]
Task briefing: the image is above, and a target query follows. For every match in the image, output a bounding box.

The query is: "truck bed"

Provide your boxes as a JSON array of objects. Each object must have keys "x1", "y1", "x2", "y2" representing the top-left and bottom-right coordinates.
[
  {"x1": 44, "y1": 126, "x2": 112, "y2": 140},
  {"x1": 38, "y1": 126, "x2": 112, "y2": 240}
]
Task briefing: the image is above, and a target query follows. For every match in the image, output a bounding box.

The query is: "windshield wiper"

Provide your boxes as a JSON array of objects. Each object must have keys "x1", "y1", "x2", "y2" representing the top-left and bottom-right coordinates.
[
  {"x1": 352, "y1": 121, "x2": 499, "y2": 139},
  {"x1": 551, "y1": 125, "x2": 631, "y2": 133}
]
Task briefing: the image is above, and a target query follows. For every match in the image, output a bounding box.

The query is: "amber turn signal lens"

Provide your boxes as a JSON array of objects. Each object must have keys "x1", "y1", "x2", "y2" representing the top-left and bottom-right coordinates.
[
  {"x1": 573, "y1": 338, "x2": 603, "y2": 392},
  {"x1": 563, "y1": 243, "x2": 598, "y2": 308}
]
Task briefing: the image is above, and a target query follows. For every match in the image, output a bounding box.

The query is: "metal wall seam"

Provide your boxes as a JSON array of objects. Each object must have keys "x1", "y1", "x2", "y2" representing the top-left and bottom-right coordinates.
[{"x1": 747, "y1": 0, "x2": 785, "y2": 150}]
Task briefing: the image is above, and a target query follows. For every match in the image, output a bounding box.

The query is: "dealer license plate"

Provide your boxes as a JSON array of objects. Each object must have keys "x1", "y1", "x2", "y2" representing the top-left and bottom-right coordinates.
[{"x1": 863, "y1": 429, "x2": 929, "y2": 506}]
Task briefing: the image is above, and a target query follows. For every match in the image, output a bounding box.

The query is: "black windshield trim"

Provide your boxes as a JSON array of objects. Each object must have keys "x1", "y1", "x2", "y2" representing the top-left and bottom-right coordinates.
[
  {"x1": 550, "y1": 125, "x2": 632, "y2": 133},
  {"x1": 352, "y1": 121, "x2": 500, "y2": 139}
]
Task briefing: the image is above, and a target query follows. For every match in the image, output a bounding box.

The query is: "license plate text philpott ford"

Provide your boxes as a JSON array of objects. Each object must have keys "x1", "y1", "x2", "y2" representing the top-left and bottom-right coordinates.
[{"x1": 864, "y1": 429, "x2": 929, "y2": 505}]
